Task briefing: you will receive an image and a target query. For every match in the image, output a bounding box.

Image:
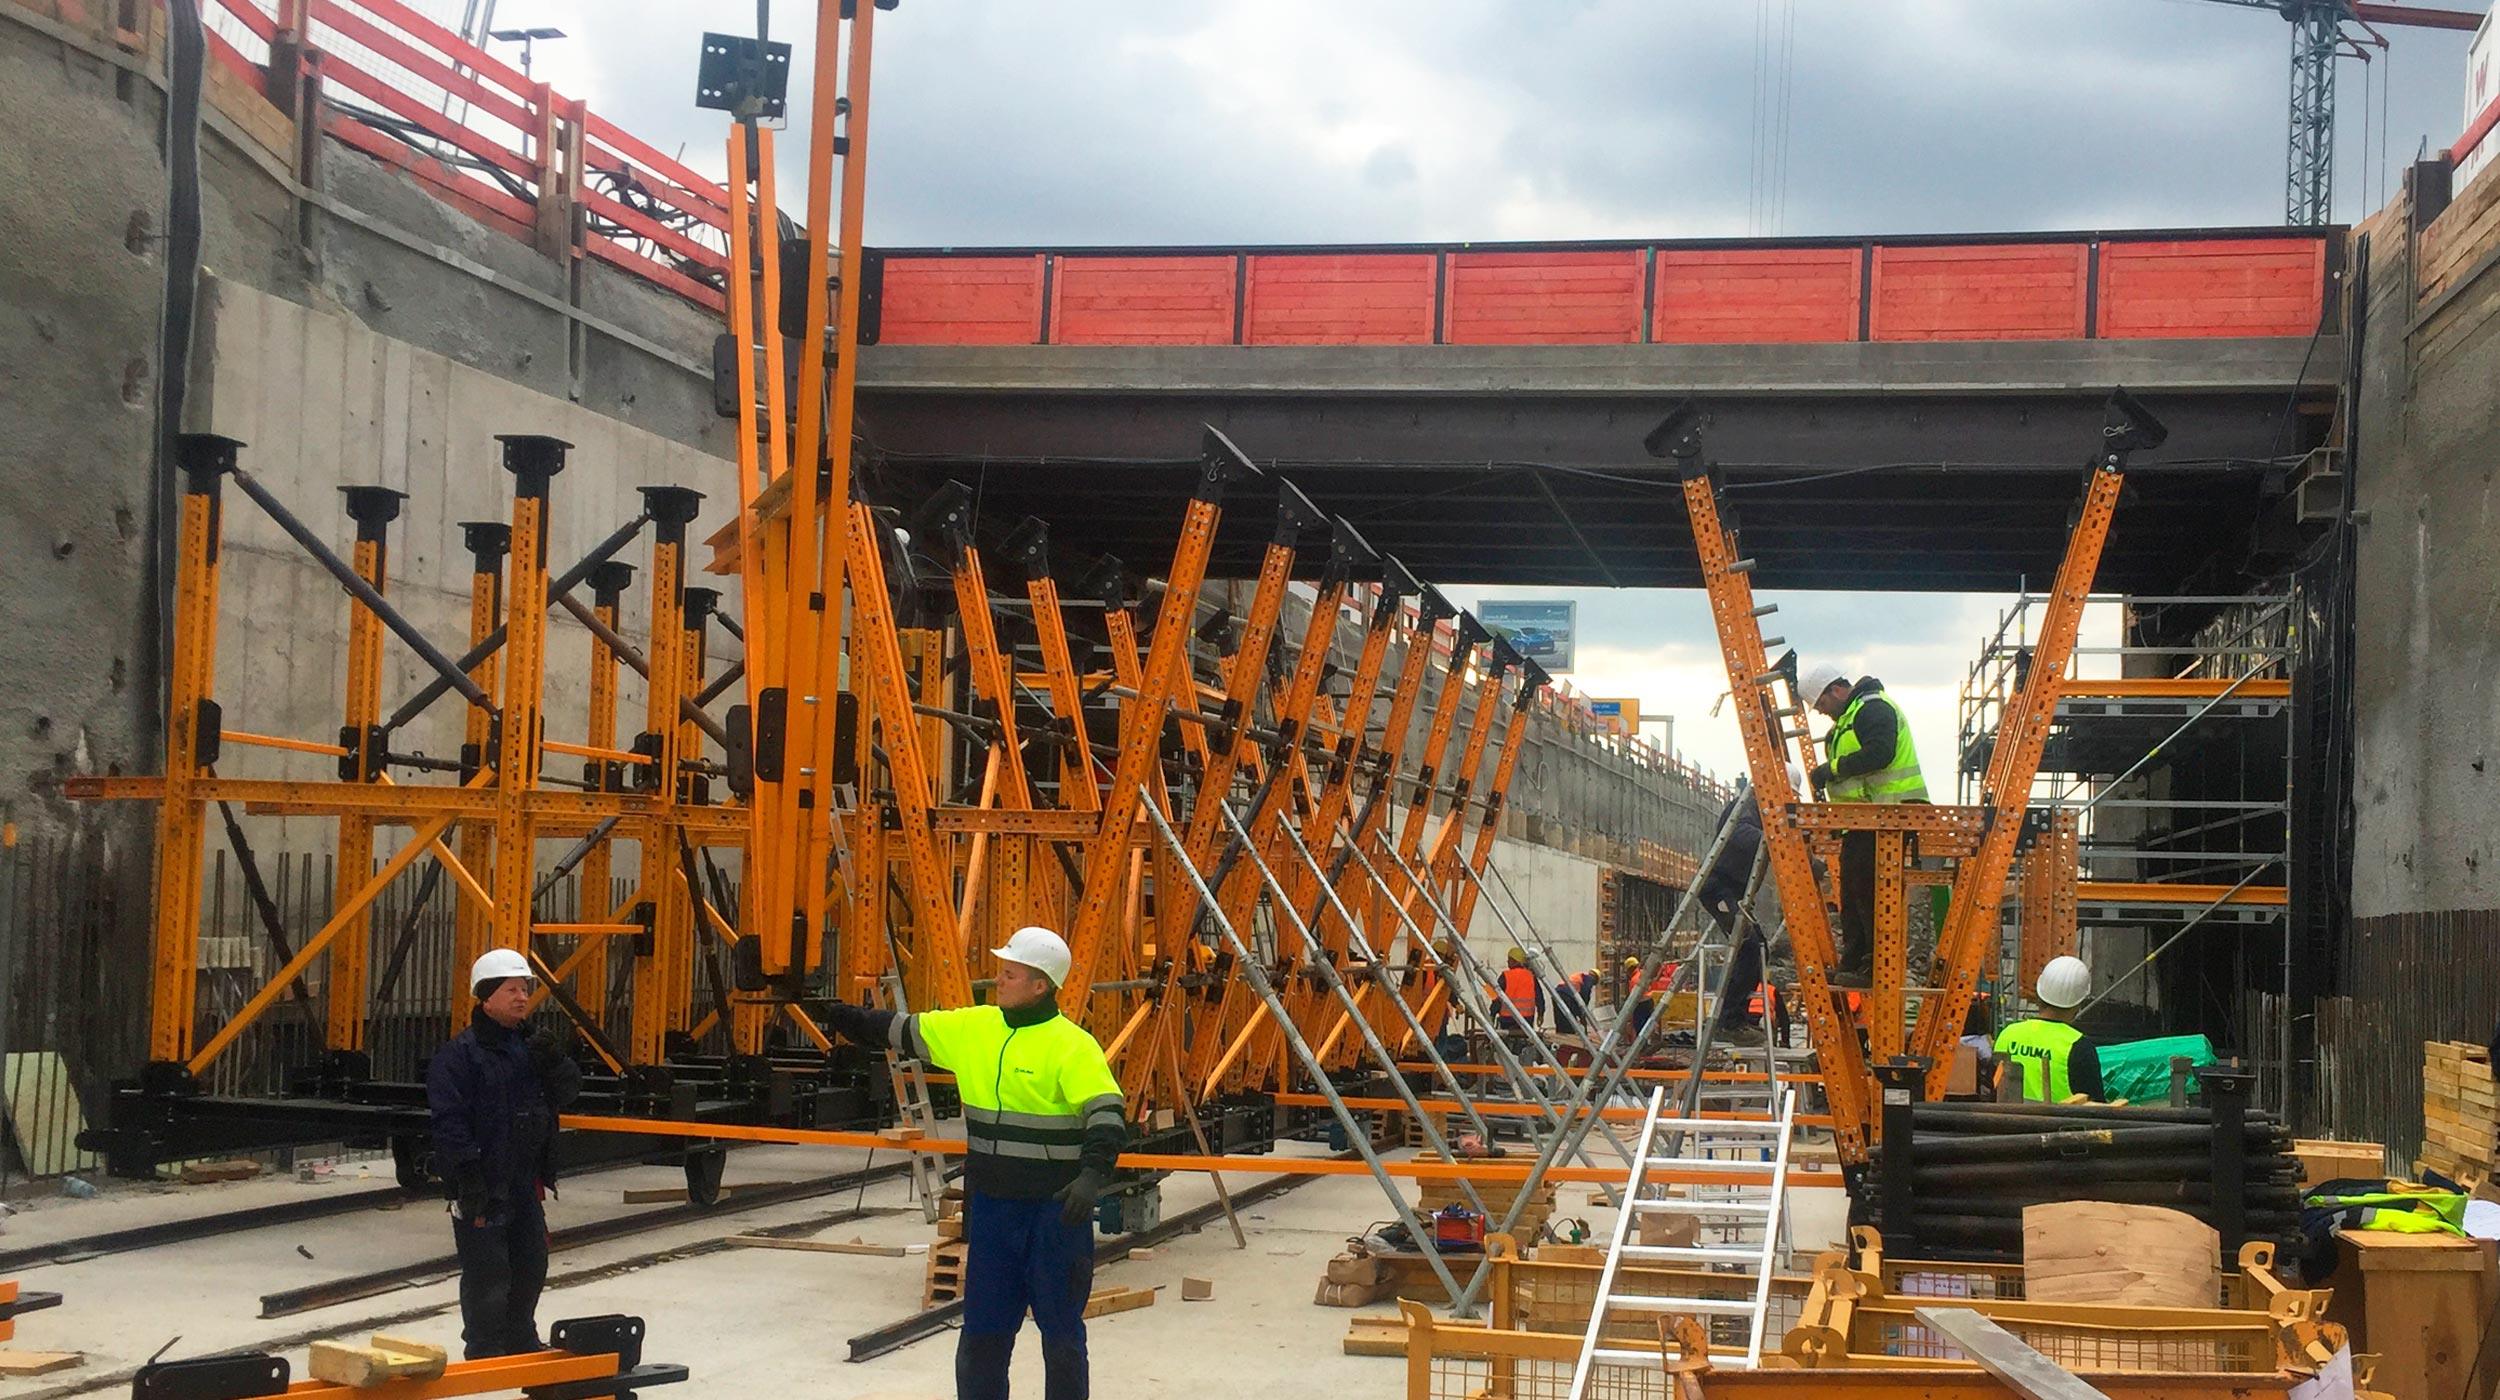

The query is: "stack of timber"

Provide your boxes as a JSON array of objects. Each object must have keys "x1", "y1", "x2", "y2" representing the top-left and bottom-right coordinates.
[
  {"x1": 1864, "y1": 1101, "x2": 2303, "y2": 1263},
  {"x1": 2418, "y1": 1040, "x2": 2496, "y2": 1187},
  {"x1": 1414, "y1": 1152, "x2": 1555, "y2": 1242},
  {"x1": 924, "y1": 1189, "x2": 969, "y2": 1307}
]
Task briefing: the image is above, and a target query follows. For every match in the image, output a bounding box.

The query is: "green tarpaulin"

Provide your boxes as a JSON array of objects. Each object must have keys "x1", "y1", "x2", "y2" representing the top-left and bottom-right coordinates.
[{"x1": 2096, "y1": 1034, "x2": 2218, "y2": 1103}]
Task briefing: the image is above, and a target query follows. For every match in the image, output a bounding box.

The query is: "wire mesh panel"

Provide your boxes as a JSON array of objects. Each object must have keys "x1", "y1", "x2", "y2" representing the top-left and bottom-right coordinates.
[
  {"x1": 1423, "y1": 1348, "x2": 1670, "y2": 1400},
  {"x1": 1511, "y1": 1263, "x2": 1812, "y2": 1353},
  {"x1": 1855, "y1": 1311, "x2": 2275, "y2": 1373}
]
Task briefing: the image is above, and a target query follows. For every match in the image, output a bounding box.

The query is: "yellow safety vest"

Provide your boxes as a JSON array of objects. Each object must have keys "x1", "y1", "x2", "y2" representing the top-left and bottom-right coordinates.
[
  {"x1": 1994, "y1": 1018, "x2": 2084, "y2": 1101},
  {"x1": 1828, "y1": 692, "x2": 1927, "y2": 803},
  {"x1": 902, "y1": 1004, "x2": 1123, "y2": 1198}
]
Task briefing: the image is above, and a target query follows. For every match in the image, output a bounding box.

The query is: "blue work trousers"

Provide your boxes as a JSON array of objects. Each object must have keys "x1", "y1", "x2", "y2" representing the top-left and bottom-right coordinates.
[{"x1": 958, "y1": 1190, "x2": 1093, "y2": 1400}]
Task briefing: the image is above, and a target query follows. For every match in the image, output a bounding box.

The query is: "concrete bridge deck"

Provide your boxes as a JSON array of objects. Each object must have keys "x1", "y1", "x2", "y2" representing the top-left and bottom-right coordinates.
[
  {"x1": 857, "y1": 334, "x2": 2337, "y2": 593},
  {"x1": 850, "y1": 232, "x2": 2340, "y2": 592}
]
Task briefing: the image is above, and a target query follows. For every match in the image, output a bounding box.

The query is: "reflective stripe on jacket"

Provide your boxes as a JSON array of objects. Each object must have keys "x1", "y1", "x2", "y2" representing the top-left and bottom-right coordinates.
[{"x1": 896, "y1": 1004, "x2": 1124, "y2": 1200}]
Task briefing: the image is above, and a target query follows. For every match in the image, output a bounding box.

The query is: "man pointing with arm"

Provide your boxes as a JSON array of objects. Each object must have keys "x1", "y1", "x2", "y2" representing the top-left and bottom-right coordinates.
[{"x1": 822, "y1": 925, "x2": 1126, "y2": 1400}]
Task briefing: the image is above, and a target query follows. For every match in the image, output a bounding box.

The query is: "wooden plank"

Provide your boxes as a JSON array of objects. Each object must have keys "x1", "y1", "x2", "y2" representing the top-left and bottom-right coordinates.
[
  {"x1": 0, "y1": 1352, "x2": 83, "y2": 1377},
  {"x1": 1081, "y1": 1285, "x2": 1160, "y2": 1319},
  {"x1": 1051, "y1": 257, "x2": 1236, "y2": 345},
  {"x1": 1443, "y1": 250, "x2": 1643, "y2": 344},
  {"x1": 726, "y1": 1234, "x2": 908, "y2": 1257},
  {"x1": 1654, "y1": 246, "x2": 1858, "y2": 344},
  {"x1": 875, "y1": 256, "x2": 1047, "y2": 345},
  {"x1": 1244, "y1": 254, "x2": 1434, "y2": 345},
  {"x1": 1872, "y1": 243, "x2": 2088, "y2": 341},
  {"x1": 2021, "y1": 1202, "x2": 2218, "y2": 1308},
  {"x1": 1910, "y1": 1308, "x2": 2113, "y2": 1400}
]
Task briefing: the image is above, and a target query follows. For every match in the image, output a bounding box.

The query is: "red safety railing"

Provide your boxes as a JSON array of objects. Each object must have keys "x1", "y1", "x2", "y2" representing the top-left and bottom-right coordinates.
[
  {"x1": 197, "y1": 0, "x2": 731, "y2": 311},
  {"x1": 861, "y1": 229, "x2": 2339, "y2": 350}
]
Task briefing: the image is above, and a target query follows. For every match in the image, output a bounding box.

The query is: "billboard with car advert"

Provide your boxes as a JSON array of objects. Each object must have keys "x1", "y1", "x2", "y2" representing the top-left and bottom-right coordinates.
[{"x1": 1479, "y1": 600, "x2": 1575, "y2": 673}]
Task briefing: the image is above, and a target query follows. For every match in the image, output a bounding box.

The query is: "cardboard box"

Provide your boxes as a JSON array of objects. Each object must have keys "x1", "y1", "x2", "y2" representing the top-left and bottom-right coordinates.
[
  {"x1": 2295, "y1": 1138, "x2": 2388, "y2": 1189},
  {"x1": 1314, "y1": 1277, "x2": 1391, "y2": 1308},
  {"x1": 1637, "y1": 1211, "x2": 1700, "y2": 1249},
  {"x1": 1325, "y1": 1252, "x2": 1388, "y2": 1287}
]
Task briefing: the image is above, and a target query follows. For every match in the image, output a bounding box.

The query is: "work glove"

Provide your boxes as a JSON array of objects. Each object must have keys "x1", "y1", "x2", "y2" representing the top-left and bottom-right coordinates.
[
  {"x1": 1055, "y1": 1168, "x2": 1110, "y2": 1229},
  {"x1": 1807, "y1": 763, "x2": 1833, "y2": 797},
  {"x1": 453, "y1": 1164, "x2": 491, "y2": 1227},
  {"x1": 527, "y1": 1026, "x2": 570, "y2": 1078}
]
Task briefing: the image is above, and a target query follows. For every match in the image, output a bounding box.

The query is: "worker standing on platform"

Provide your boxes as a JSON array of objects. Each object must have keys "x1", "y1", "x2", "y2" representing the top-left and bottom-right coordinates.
[
  {"x1": 1799, "y1": 666, "x2": 1928, "y2": 989},
  {"x1": 823, "y1": 926, "x2": 1126, "y2": 1400},
  {"x1": 1994, "y1": 955, "x2": 2107, "y2": 1102},
  {"x1": 427, "y1": 948, "x2": 583, "y2": 1360}
]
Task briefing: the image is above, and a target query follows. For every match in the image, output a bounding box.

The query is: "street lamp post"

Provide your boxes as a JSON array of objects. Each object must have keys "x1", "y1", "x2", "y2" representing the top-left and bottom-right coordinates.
[{"x1": 488, "y1": 24, "x2": 564, "y2": 80}]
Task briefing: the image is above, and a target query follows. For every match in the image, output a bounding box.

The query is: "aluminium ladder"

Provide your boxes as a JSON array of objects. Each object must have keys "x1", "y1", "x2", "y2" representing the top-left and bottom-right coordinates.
[
  {"x1": 877, "y1": 969, "x2": 951, "y2": 1222},
  {"x1": 1569, "y1": 1086, "x2": 1798, "y2": 1395}
]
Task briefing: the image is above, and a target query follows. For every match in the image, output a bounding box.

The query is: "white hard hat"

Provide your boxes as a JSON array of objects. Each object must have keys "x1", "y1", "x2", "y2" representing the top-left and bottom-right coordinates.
[
  {"x1": 994, "y1": 926, "x2": 1073, "y2": 987},
  {"x1": 470, "y1": 947, "x2": 532, "y2": 994},
  {"x1": 2035, "y1": 955, "x2": 2091, "y2": 1010},
  {"x1": 1786, "y1": 761, "x2": 1807, "y2": 793},
  {"x1": 1799, "y1": 665, "x2": 1849, "y2": 702}
]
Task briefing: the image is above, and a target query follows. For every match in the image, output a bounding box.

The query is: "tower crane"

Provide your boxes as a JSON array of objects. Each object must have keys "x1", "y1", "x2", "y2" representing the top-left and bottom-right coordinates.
[{"x1": 2192, "y1": 0, "x2": 2484, "y2": 225}]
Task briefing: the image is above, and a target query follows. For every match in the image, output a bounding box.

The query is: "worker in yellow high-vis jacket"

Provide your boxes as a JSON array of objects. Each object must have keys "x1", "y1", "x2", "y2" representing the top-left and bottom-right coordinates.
[
  {"x1": 825, "y1": 926, "x2": 1125, "y2": 1400},
  {"x1": 1994, "y1": 955, "x2": 2107, "y2": 1102},
  {"x1": 1799, "y1": 666, "x2": 1928, "y2": 989}
]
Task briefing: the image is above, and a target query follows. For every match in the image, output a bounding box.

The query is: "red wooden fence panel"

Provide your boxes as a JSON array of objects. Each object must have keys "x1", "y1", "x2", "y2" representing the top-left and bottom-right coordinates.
[
  {"x1": 1242, "y1": 254, "x2": 1435, "y2": 345},
  {"x1": 1442, "y1": 250, "x2": 1643, "y2": 344},
  {"x1": 1870, "y1": 243, "x2": 2088, "y2": 341},
  {"x1": 1050, "y1": 256, "x2": 1237, "y2": 345},
  {"x1": 1653, "y1": 247, "x2": 1860, "y2": 343},
  {"x1": 2096, "y1": 239, "x2": 2325, "y2": 339},
  {"x1": 875, "y1": 257, "x2": 1048, "y2": 345}
]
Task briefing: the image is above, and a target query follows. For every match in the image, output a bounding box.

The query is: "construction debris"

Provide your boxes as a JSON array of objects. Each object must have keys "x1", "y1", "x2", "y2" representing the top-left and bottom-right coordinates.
[
  {"x1": 305, "y1": 1335, "x2": 448, "y2": 1387},
  {"x1": 176, "y1": 1159, "x2": 261, "y2": 1185},
  {"x1": 1081, "y1": 1286, "x2": 1158, "y2": 1320},
  {"x1": 1181, "y1": 1277, "x2": 1213, "y2": 1301},
  {"x1": 725, "y1": 1235, "x2": 907, "y2": 1258}
]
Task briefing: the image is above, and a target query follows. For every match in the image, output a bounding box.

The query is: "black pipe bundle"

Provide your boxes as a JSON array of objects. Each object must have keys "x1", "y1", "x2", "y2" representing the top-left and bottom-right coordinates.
[{"x1": 1863, "y1": 1066, "x2": 2297, "y2": 1265}]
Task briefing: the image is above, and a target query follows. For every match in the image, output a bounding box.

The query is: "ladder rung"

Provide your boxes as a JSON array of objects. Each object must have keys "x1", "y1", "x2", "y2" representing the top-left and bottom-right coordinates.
[
  {"x1": 1649, "y1": 1117, "x2": 1785, "y2": 1133},
  {"x1": 1619, "y1": 1243, "x2": 1762, "y2": 1265},
  {"x1": 1604, "y1": 1293, "x2": 1761, "y2": 1316},
  {"x1": 1645, "y1": 1155, "x2": 1776, "y2": 1172},
  {"x1": 1751, "y1": 603, "x2": 1778, "y2": 618},
  {"x1": 1591, "y1": 1346, "x2": 1671, "y2": 1366},
  {"x1": 1630, "y1": 1198, "x2": 1772, "y2": 1216},
  {"x1": 1760, "y1": 635, "x2": 1786, "y2": 648}
]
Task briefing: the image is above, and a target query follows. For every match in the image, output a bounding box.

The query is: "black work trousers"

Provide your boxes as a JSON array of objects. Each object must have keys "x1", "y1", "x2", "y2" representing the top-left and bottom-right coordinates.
[
  {"x1": 1837, "y1": 830, "x2": 1876, "y2": 975},
  {"x1": 452, "y1": 1196, "x2": 549, "y2": 1360}
]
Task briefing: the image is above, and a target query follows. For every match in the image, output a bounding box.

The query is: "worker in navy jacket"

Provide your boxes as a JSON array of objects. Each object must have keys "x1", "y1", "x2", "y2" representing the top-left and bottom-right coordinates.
[{"x1": 427, "y1": 948, "x2": 582, "y2": 1360}]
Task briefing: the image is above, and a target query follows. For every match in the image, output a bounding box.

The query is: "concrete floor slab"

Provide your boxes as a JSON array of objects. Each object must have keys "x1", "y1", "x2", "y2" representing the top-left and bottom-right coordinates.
[{"x1": 11, "y1": 1139, "x2": 1856, "y2": 1399}]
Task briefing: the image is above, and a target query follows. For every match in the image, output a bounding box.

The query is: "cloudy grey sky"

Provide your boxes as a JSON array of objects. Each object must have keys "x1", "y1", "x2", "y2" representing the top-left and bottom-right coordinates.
[{"x1": 486, "y1": 0, "x2": 2481, "y2": 777}]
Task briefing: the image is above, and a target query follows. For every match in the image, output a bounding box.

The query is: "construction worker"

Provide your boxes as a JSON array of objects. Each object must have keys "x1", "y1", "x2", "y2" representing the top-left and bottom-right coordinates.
[
  {"x1": 1699, "y1": 763, "x2": 1801, "y2": 1048},
  {"x1": 427, "y1": 948, "x2": 583, "y2": 1360},
  {"x1": 1551, "y1": 968, "x2": 1600, "y2": 1038},
  {"x1": 823, "y1": 926, "x2": 1125, "y2": 1400},
  {"x1": 1993, "y1": 955, "x2": 2106, "y2": 1102},
  {"x1": 1492, "y1": 945, "x2": 1543, "y2": 1031},
  {"x1": 1799, "y1": 665, "x2": 1928, "y2": 989}
]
